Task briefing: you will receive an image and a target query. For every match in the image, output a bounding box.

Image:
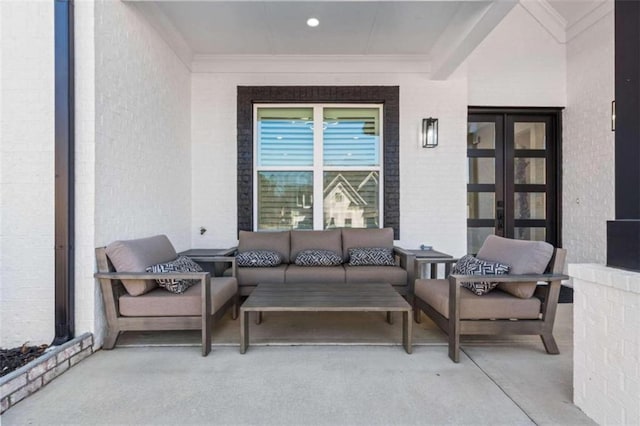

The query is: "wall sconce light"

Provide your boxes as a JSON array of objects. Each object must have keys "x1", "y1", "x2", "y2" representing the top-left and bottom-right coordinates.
[{"x1": 421, "y1": 118, "x2": 438, "y2": 148}]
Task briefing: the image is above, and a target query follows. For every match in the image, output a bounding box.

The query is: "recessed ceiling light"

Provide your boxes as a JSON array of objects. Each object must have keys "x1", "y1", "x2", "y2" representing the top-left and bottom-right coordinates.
[{"x1": 307, "y1": 18, "x2": 319, "y2": 27}]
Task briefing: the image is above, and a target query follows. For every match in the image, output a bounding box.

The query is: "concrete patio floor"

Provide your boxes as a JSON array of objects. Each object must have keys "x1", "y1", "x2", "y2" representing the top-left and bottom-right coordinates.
[{"x1": 1, "y1": 304, "x2": 595, "y2": 425}]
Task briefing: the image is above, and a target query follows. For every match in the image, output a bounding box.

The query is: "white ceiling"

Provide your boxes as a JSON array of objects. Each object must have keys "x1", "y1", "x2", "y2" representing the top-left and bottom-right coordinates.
[
  {"x1": 154, "y1": 1, "x2": 488, "y2": 55},
  {"x1": 130, "y1": 0, "x2": 612, "y2": 78}
]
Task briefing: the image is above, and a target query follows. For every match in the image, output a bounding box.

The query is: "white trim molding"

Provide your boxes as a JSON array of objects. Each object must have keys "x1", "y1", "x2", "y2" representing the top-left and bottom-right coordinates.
[{"x1": 566, "y1": 0, "x2": 614, "y2": 42}]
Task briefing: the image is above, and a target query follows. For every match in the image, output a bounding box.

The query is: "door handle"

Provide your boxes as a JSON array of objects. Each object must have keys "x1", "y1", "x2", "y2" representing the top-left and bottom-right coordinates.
[{"x1": 496, "y1": 209, "x2": 504, "y2": 231}]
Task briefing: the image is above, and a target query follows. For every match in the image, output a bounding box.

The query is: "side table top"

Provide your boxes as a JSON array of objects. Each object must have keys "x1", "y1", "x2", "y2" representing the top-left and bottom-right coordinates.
[
  {"x1": 179, "y1": 248, "x2": 234, "y2": 258},
  {"x1": 408, "y1": 249, "x2": 453, "y2": 259}
]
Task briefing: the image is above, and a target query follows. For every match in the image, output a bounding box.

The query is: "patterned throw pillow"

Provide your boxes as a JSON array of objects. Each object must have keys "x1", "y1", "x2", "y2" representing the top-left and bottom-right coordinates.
[
  {"x1": 295, "y1": 249, "x2": 343, "y2": 266},
  {"x1": 452, "y1": 254, "x2": 510, "y2": 296},
  {"x1": 348, "y1": 247, "x2": 396, "y2": 266},
  {"x1": 146, "y1": 256, "x2": 204, "y2": 294},
  {"x1": 236, "y1": 250, "x2": 282, "y2": 267}
]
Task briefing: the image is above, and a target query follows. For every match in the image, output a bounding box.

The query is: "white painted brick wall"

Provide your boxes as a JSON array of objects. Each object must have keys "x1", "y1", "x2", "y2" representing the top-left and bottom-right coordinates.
[
  {"x1": 0, "y1": 0, "x2": 55, "y2": 347},
  {"x1": 466, "y1": 4, "x2": 566, "y2": 107},
  {"x1": 191, "y1": 72, "x2": 469, "y2": 257},
  {"x1": 563, "y1": 13, "x2": 615, "y2": 265},
  {"x1": 570, "y1": 264, "x2": 640, "y2": 425}
]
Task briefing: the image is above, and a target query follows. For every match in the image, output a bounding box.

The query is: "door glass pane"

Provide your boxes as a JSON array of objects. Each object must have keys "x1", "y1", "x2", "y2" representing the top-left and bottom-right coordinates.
[
  {"x1": 323, "y1": 171, "x2": 379, "y2": 229},
  {"x1": 514, "y1": 227, "x2": 546, "y2": 241},
  {"x1": 467, "y1": 227, "x2": 495, "y2": 254},
  {"x1": 323, "y1": 108, "x2": 380, "y2": 166},
  {"x1": 514, "y1": 122, "x2": 546, "y2": 149},
  {"x1": 514, "y1": 193, "x2": 546, "y2": 219},
  {"x1": 257, "y1": 171, "x2": 313, "y2": 231},
  {"x1": 467, "y1": 122, "x2": 495, "y2": 149},
  {"x1": 257, "y1": 108, "x2": 314, "y2": 166},
  {"x1": 468, "y1": 158, "x2": 495, "y2": 184},
  {"x1": 467, "y1": 193, "x2": 495, "y2": 219},
  {"x1": 514, "y1": 157, "x2": 546, "y2": 184}
]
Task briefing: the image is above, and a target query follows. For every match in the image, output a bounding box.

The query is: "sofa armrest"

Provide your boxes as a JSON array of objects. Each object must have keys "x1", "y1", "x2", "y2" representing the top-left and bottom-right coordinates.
[
  {"x1": 393, "y1": 246, "x2": 415, "y2": 289},
  {"x1": 94, "y1": 271, "x2": 211, "y2": 282},
  {"x1": 448, "y1": 273, "x2": 568, "y2": 284}
]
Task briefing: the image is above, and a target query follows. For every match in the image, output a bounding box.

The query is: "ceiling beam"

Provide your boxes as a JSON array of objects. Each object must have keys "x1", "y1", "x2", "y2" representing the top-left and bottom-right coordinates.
[
  {"x1": 428, "y1": 0, "x2": 518, "y2": 80},
  {"x1": 520, "y1": 0, "x2": 567, "y2": 43}
]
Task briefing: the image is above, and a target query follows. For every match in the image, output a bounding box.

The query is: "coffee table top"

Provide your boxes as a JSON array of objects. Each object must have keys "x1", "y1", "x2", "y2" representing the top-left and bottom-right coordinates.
[{"x1": 242, "y1": 283, "x2": 411, "y2": 312}]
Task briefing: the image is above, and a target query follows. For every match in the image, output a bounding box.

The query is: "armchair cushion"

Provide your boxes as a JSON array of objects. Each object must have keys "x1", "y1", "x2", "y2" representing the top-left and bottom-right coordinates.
[
  {"x1": 415, "y1": 279, "x2": 541, "y2": 320},
  {"x1": 146, "y1": 256, "x2": 203, "y2": 294},
  {"x1": 476, "y1": 235, "x2": 554, "y2": 299},
  {"x1": 236, "y1": 250, "x2": 282, "y2": 267},
  {"x1": 452, "y1": 255, "x2": 510, "y2": 296},
  {"x1": 105, "y1": 235, "x2": 177, "y2": 296}
]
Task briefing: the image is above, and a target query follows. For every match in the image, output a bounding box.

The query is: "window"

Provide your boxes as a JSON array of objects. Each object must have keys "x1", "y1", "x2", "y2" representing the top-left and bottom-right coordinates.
[
  {"x1": 237, "y1": 86, "x2": 399, "y2": 238},
  {"x1": 254, "y1": 105, "x2": 382, "y2": 231}
]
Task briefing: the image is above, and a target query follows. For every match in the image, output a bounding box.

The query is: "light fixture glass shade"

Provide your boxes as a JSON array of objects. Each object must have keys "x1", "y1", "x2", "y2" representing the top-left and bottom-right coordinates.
[{"x1": 422, "y1": 118, "x2": 438, "y2": 148}]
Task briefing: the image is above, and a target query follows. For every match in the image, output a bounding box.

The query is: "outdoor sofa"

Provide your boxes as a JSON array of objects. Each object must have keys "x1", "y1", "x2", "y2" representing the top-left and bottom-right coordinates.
[
  {"x1": 226, "y1": 227, "x2": 415, "y2": 297},
  {"x1": 95, "y1": 235, "x2": 239, "y2": 356}
]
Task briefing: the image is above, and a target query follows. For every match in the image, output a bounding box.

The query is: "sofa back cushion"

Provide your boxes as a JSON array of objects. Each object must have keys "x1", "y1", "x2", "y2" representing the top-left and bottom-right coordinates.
[
  {"x1": 476, "y1": 235, "x2": 554, "y2": 299},
  {"x1": 342, "y1": 228, "x2": 394, "y2": 262},
  {"x1": 238, "y1": 231, "x2": 290, "y2": 264},
  {"x1": 105, "y1": 234, "x2": 178, "y2": 296},
  {"x1": 290, "y1": 230, "x2": 342, "y2": 263}
]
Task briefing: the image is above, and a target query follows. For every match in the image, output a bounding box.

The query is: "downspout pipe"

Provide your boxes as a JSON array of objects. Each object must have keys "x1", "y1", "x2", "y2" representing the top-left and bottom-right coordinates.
[{"x1": 52, "y1": 0, "x2": 75, "y2": 345}]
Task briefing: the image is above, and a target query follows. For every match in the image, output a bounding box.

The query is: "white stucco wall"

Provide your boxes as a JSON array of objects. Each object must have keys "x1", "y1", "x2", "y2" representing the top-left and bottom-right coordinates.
[
  {"x1": 563, "y1": 11, "x2": 614, "y2": 265},
  {"x1": 191, "y1": 71, "x2": 468, "y2": 257},
  {"x1": 0, "y1": 1, "x2": 55, "y2": 347},
  {"x1": 466, "y1": 4, "x2": 566, "y2": 107}
]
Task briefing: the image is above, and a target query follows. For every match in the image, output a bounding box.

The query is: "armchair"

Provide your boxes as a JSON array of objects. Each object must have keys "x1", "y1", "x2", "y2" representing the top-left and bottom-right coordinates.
[{"x1": 413, "y1": 235, "x2": 568, "y2": 362}]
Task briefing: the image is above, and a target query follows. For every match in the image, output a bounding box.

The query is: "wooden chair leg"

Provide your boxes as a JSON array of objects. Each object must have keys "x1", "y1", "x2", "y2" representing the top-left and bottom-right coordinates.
[
  {"x1": 413, "y1": 299, "x2": 422, "y2": 324},
  {"x1": 231, "y1": 293, "x2": 239, "y2": 320},
  {"x1": 448, "y1": 317, "x2": 460, "y2": 363},
  {"x1": 103, "y1": 329, "x2": 120, "y2": 349},
  {"x1": 540, "y1": 333, "x2": 560, "y2": 354},
  {"x1": 202, "y1": 315, "x2": 212, "y2": 357}
]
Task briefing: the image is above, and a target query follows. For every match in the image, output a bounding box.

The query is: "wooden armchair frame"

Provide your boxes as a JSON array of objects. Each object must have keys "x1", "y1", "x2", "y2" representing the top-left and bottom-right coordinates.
[
  {"x1": 414, "y1": 248, "x2": 568, "y2": 362},
  {"x1": 95, "y1": 248, "x2": 239, "y2": 356}
]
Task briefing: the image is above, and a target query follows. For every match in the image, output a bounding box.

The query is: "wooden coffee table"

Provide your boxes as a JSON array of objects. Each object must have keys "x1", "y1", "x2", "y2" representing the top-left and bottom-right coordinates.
[{"x1": 240, "y1": 282, "x2": 412, "y2": 354}]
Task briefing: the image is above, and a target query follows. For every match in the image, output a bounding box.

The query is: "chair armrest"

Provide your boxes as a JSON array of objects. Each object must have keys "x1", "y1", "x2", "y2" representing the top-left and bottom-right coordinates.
[
  {"x1": 94, "y1": 271, "x2": 211, "y2": 281},
  {"x1": 393, "y1": 246, "x2": 415, "y2": 289},
  {"x1": 449, "y1": 273, "x2": 569, "y2": 284}
]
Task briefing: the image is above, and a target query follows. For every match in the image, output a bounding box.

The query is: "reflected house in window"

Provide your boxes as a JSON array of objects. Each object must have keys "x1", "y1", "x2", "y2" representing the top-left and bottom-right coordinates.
[{"x1": 323, "y1": 172, "x2": 379, "y2": 228}]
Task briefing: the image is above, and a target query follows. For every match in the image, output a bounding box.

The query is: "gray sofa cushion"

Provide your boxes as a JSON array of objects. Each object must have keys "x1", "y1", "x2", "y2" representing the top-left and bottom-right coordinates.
[
  {"x1": 415, "y1": 279, "x2": 541, "y2": 320},
  {"x1": 105, "y1": 235, "x2": 178, "y2": 296},
  {"x1": 236, "y1": 265, "x2": 287, "y2": 286},
  {"x1": 342, "y1": 228, "x2": 394, "y2": 262},
  {"x1": 119, "y1": 277, "x2": 237, "y2": 317},
  {"x1": 290, "y1": 230, "x2": 342, "y2": 263},
  {"x1": 238, "y1": 231, "x2": 290, "y2": 264},
  {"x1": 285, "y1": 265, "x2": 345, "y2": 283},
  {"x1": 476, "y1": 235, "x2": 554, "y2": 299},
  {"x1": 344, "y1": 265, "x2": 407, "y2": 286}
]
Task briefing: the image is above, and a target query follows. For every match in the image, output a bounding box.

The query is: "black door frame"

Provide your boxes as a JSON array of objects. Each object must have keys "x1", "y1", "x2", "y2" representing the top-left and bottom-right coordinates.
[{"x1": 468, "y1": 107, "x2": 563, "y2": 248}]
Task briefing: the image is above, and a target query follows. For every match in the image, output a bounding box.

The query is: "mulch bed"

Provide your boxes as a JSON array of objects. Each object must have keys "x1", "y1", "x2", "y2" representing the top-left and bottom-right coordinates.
[{"x1": 1, "y1": 344, "x2": 49, "y2": 378}]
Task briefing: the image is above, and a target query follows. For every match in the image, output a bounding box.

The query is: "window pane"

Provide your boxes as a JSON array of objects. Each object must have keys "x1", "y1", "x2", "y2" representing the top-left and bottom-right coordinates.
[
  {"x1": 514, "y1": 192, "x2": 546, "y2": 219},
  {"x1": 514, "y1": 157, "x2": 546, "y2": 184},
  {"x1": 514, "y1": 227, "x2": 546, "y2": 242},
  {"x1": 257, "y1": 171, "x2": 313, "y2": 230},
  {"x1": 468, "y1": 158, "x2": 495, "y2": 184},
  {"x1": 467, "y1": 122, "x2": 495, "y2": 149},
  {"x1": 323, "y1": 108, "x2": 380, "y2": 166},
  {"x1": 324, "y1": 171, "x2": 379, "y2": 229},
  {"x1": 257, "y1": 108, "x2": 314, "y2": 166},
  {"x1": 467, "y1": 193, "x2": 495, "y2": 219},
  {"x1": 467, "y1": 228, "x2": 495, "y2": 255},
  {"x1": 514, "y1": 122, "x2": 545, "y2": 149}
]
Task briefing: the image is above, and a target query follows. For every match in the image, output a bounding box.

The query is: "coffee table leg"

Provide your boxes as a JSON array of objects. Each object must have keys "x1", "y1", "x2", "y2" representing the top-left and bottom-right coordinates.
[
  {"x1": 403, "y1": 310, "x2": 412, "y2": 354},
  {"x1": 240, "y1": 309, "x2": 249, "y2": 354}
]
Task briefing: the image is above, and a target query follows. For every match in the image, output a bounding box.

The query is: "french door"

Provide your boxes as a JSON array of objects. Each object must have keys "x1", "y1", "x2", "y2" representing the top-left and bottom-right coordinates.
[{"x1": 466, "y1": 108, "x2": 562, "y2": 254}]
